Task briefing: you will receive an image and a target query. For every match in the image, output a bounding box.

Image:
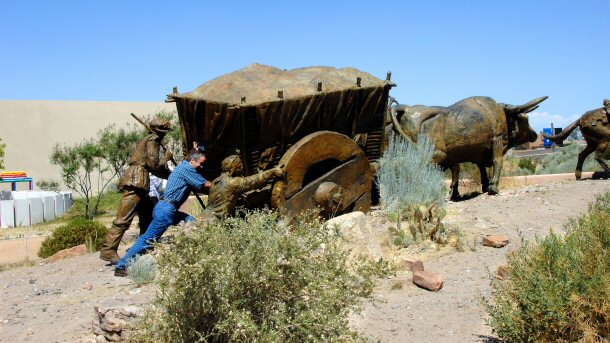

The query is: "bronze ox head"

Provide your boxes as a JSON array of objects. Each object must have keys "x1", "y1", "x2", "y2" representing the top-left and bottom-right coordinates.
[{"x1": 501, "y1": 96, "x2": 548, "y2": 145}]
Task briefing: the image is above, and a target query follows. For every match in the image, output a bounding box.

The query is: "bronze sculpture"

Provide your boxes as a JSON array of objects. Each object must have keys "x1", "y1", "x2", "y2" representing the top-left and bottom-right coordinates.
[
  {"x1": 166, "y1": 64, "x2": 393, "y2": 216},
  {"x1": 389, "y1": 96, "x2": 548, "y2": 199},
  {"x1": 542, "y1": 99, "x2": 610, "y2": 179},
  {"x1": 100, "y1": 118, "x2": 173, "y2": 264},
  {"x1": 207, "y1": 155, "x2": 284, "y2": 218}
]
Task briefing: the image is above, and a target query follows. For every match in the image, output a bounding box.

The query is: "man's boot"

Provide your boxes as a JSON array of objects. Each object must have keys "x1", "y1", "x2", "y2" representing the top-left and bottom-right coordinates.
[{"x1": 99, "y1": 227, "x2": 125, "y2": 264}]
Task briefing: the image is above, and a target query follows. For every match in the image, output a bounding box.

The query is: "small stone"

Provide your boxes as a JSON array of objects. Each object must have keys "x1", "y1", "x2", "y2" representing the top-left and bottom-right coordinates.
[
  {"x1": 403, "y1": 257, "x2": 424, "y2": 272},
  {"x1": 482, "y1": 235, "x2": 509, "y2": 248},
  {"x1": 82, "y1": 283, "x2": 93, "y2": 290},
  {"x1": 413, "y1": 270, "x2": 444, "y2": 292},
  {"x1": 96, "y1": 334, "x2": 108, "y2": 343},
  {"x1": 497, "y1": 265, "x2": 509, "y2": 280}
]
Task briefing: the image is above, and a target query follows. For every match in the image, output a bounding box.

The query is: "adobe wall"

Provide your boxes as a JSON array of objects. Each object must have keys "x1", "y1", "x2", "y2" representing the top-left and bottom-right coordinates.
[{"x1": 0, "y1": 100, "x2": 176, "y2": 192}]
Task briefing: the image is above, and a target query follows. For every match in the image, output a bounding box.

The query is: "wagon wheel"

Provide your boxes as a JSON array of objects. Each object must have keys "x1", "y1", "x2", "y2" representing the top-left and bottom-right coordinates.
[{"x1": 271, "y1": 131, "x2": 372, "y2": 217}]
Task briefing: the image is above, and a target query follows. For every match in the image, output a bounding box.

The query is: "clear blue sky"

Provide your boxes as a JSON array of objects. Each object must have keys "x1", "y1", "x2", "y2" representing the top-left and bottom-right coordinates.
[{"x1": 1, "y1": 1, "x2": 608, "y2": 132}]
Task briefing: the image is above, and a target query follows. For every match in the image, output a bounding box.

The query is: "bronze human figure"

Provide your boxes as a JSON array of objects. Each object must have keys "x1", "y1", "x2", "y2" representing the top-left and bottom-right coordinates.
[
  {"x1": 99, "y1": 118, "x2": 173, "y2": 264},
  {"x1": 207, "y1": 155, "x2": 284, "y2": 219},
  {"x1": 542, "y1": 99, "x2": 610, "y2": 179},
  {"x1": 389, "y1": 96, "x2": 548, "y2": 199}
]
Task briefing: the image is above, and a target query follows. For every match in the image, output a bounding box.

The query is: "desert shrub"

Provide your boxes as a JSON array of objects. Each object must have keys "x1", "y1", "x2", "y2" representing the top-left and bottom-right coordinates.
[
  {"x1": 38, "y1": 218, "x2": 107, "y2": 258},
  {"x1": 537, "y1": 143, "x2": 600, "y2": 175},
  {"x1": 376, "y1": 134, "x2": 447, "y2": 242},
  {"x1": 127, "y1": 254, "x2": 157, "y2": 286},
  {"x1": 133, "y1": 210, "x2": 389, "y2": 342},
  {"x1": 35, "y1": 178, "x2": 61, "y2": 192},
  {"x1": 517, "y1": 158, "x2": 537, "y2": 174},
  {"x1": 485, "y1": 191, "x2": 610, "y2": 342}
]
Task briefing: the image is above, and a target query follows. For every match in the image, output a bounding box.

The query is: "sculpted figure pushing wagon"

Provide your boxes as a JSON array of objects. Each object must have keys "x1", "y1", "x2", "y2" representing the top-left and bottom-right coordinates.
[{"x1": 100, "y1": 118, "x2": 173, "y2": 264}]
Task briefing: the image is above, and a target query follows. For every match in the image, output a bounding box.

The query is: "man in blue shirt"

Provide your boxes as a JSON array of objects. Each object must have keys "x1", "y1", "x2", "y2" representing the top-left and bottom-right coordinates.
[{"x1": 115, "y1": 148, "x2": 211, "y2": 276}]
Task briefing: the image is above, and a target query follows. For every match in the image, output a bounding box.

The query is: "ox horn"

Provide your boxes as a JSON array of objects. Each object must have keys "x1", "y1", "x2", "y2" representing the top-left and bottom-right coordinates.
[{"x1": 516, "y1": 96, "x2": 548, "y2": 113}]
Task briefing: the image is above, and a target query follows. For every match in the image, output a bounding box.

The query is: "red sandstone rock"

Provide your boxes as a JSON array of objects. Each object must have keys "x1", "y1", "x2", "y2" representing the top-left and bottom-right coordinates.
[
  {"x1": 44, "y1": 244, "x2": 89, "y2": 263},
  {"x1": 412, "y1": 270, "x2": 444, "y2": 292},
  {"x1": 482, "y1": 235, "x2": 509, "y2": 248},
  {"x1": 403, "y1": 257, "x2": 424, "y2": 272}
]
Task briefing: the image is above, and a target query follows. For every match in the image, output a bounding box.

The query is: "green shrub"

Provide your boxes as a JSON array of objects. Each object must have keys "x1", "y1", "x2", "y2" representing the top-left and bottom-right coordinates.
[
  {"x1": 376, "y1": 134, "x2": 447, "y2": 242},
  {"x1": 38, "y1": 218, "x2": 107, "y2": 258},
  {"x1": 127, "y1": 255, "x2": 157, "y2": 286},
  {"x1": 377, "y1": 134, "x2": 447, "y2": 213},
  {"x1": 485, "y1": 191, "x2": 610, "y2": 342},
  {"x1": 133, "y1": 210, "x2": 389, "y2": 342},
  {"x1": 35, "y1": 178, "x2": 61, "y2": 192},
  {"x1": 537, "y1": 143, "x2": 600, "y2": 175}
]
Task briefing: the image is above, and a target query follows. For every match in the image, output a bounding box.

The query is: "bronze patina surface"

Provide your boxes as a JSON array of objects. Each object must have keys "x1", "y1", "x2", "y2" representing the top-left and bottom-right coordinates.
[
  {"x1": 169, "y1": 64, "x2": 392, "y2": 215},
  {"x1": 542, "y1": 99, "x2": 610, "y2": 179},
  {"x1": 100, "y1": 121, "x2": 173, "y2": 264},
  {"x1": 389, "y1": 96, "x2": 547, "y2": 199}
]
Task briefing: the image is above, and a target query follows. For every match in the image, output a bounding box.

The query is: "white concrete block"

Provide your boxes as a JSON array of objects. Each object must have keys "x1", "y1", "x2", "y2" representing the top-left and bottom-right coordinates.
[
  {"x1": 29, "y1": 197, "x2": 44, "y2": 225},
  {"x1": 54, "y1": 194, "x2": 64, "y2": 217},
  {"x1": 0, "y1": 200, "x2": 15, "y2": 228},
  {"x1": 11, "y1": 191, "x2": 28, "y2": 199},
  {"x1": 42, "y1": 196, "x2": 56, "y2": 222},
  {"x1": 14, "y1": 198, "x2": 30, "y2": 227},
  {"x1": 61, "y1": 192, "x2": 73, "y2": 212}
]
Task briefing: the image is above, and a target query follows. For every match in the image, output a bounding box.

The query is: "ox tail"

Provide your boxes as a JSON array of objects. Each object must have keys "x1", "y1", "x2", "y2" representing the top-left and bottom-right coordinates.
[
  {"x1": 541, "y1": 118, "x2": 580, "y2": 144},
  {"x1": 388, "y1": 97, "x2": 417, "y2": 145}
]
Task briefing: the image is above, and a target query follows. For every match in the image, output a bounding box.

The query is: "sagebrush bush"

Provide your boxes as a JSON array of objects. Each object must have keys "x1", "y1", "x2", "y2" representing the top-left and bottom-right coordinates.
[
  {"x1": 377, "y1": 134, "x2": 447, "y2": 213},
  {"x1": 376, "y1": 134, "x2": 447, "y2": 242},
  {"x1": 38, "y1": 218, "x2": 107, "y2": 258},
  {"x1": 133, "y1": 210, "x2": 389, "y2": 342},
  {"x1": 485, "y1": 191, "x2": 610, "y2": 342},
  {"x1": 127, "y1": 254, "x2": 157, "y2": 286},
  {"x1": 537, "y1": 143, "x2": 600, "y2": 175}
]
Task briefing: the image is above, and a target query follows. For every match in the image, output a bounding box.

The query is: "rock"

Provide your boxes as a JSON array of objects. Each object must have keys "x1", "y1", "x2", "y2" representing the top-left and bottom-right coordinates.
[
  {"x1": 82, "y1": 283, "x2": 93, "y2": 290},
  {"x1": 412, "y1": 270, "x2": 444, "y2": 292},
  {"x1": 324, "y1": 212, "x2": 382, "y2": 259},
  {"x1": 482, "y1": 235, "x2": 509, "y2": 248},
  {"x1": 496, "y1": 265, "x2": 509, "y2": 280},
  {"x1": 95, "y1": 334, "x2": 108, "y2": 343},
  {"x1": 402, "y1": 257, "x2": 424, "y2": 272},
  {"x1": 44, "y1": 244, "x2": 89, "y2": 263},
  {"x1": 93, "y1": 300, "x2": 144, "y2": 341}
]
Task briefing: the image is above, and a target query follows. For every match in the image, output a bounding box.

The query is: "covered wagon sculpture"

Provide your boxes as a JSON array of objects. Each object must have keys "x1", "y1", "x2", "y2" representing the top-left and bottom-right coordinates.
[{"x1": 166, "y1": 64, "x2": 394, "y2": 216}]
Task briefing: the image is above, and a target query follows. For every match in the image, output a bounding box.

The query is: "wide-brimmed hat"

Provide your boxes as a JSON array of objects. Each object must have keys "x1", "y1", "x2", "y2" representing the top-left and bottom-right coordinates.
[{"x1": 150, "y1": 118, "x2": 172, "y2": 133}]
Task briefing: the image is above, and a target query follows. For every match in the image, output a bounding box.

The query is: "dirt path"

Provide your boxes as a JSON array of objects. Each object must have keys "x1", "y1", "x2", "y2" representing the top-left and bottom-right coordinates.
[
  {"x1": 0, "y1": 179, "x2": 608, "y2": 342},
  {"x1": 351, "y1": 179, "x2": 610, "y2": 342}
]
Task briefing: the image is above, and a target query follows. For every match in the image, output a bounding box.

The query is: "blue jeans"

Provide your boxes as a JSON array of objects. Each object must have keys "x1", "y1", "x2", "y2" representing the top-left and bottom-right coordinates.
[{"x1": 116, "y1": 201, "x2": 194, "y2": 270}]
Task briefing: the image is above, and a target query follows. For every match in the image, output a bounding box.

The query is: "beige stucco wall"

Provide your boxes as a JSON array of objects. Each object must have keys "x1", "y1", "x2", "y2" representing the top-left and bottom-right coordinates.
[{"x1": 0, "y1": 100, "x2": 176, "y2": 191}]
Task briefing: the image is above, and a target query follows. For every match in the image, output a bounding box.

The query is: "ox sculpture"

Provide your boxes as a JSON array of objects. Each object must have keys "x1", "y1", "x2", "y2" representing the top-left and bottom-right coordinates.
[
  {"x1": 389, "y1": 96, "x2": 548, "y2": 199},
  {"x1": 542, "y1": 99, "x2": 610, "y2": 179}
]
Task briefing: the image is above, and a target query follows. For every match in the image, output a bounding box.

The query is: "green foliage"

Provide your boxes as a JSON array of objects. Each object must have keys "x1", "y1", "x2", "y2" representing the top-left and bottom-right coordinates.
[
  {"x1": 38, "y1": 218, "x2": 107, "y2": 258},
  {"x1": 517, "y1": 158, "x2": 537, "y2": 174},
  {"x1": 485, "y1": 191, "x2": 610, "y2": 342},
  {"x1": 65, "y1": 190, "x2": 124, "y2": 219},
  {"x1": 35, "y1": 178, "x2": 61, "y2": 192},
  {"x1": 127, "y1": 255, "x2": 157, "y2": 286},
  {"x1": 537, "y1": 144, "x2": 600, "y2": 175},
  {"x1": 0, "y1": 137, "x2": 5, "y2": 169},
  {"x1": 376, "y1": 134, "x2": 447, "y2": 243},
  {"x1": 133, "y1": 210, "x2": 389, "y2": 342},
  {"x1": 97, "y1": 122, "x2": 142, "y2": 177},
  {"x1": 377, "y1": 134, "x2": 447, "y2": 212},
  {"x1": 50, "y1": 122, "x2": 143, "y2": 219}
]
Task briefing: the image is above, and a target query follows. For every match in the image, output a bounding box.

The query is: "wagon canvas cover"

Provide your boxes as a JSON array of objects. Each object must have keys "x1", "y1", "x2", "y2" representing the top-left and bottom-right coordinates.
[{"x1": 170, "y1": 63, "x2": 391, "y2": 179}]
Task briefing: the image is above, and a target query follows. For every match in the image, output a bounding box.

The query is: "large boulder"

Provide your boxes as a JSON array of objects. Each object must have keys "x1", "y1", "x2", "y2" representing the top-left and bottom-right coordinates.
[{"x1": 324, "y1": 211, "x2": 383, "y2": 259}]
